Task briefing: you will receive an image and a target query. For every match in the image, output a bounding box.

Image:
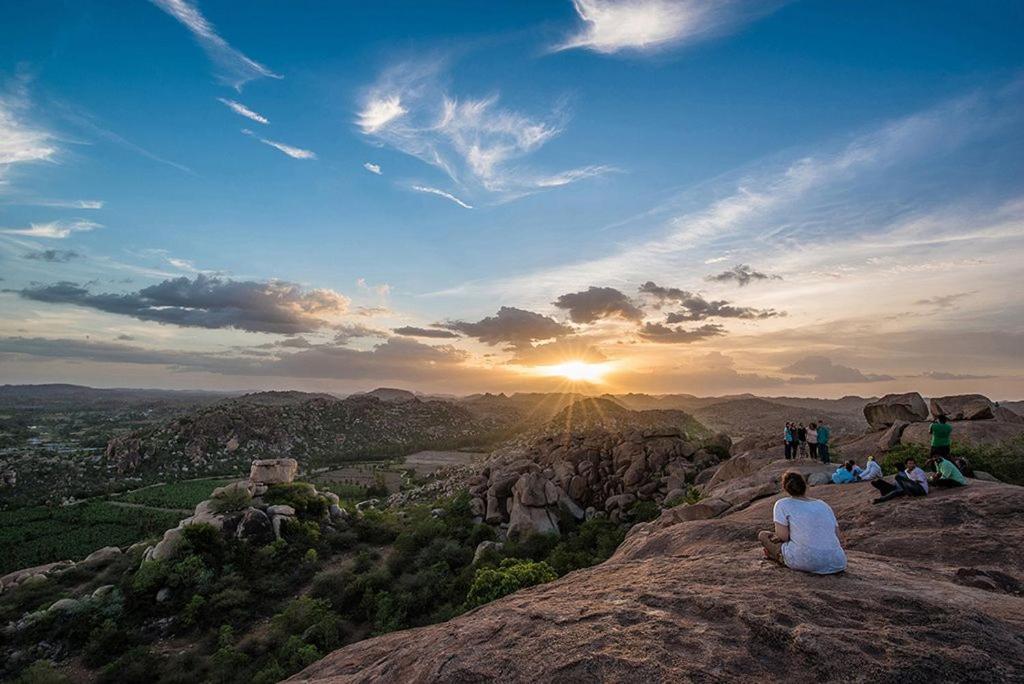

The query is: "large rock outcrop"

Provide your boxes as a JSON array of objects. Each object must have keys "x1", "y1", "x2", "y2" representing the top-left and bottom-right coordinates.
[
  {"x1": 291, "y1": 480, "x2": 1024, "y2": 683},
  {"x1": 928, "y1": 394, "x2": 996, "y2": 421},
  {"x1": 468, "y1": 425, "x2": 727, "y2": 537},
  {"x1": 900, "y1": 420, "x2": 1024, "y2": 448},
  {"x1": 863, "y1": 392, "x2": 929, "y2": 429}
]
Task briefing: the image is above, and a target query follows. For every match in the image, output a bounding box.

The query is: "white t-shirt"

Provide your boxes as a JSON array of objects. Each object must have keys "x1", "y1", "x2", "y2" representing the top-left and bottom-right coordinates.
[
  {"x1": 806, "y1": 430, "x2": 818, "y2": 444},
  {"x1": 772, "y1": 497, "x2": 847, "y2": 574}
]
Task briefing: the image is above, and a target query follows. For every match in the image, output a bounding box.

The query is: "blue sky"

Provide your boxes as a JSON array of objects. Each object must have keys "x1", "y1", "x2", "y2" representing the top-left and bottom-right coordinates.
[{"x1": 1, "y1": 0, "x2": 1023, "y2": 396}]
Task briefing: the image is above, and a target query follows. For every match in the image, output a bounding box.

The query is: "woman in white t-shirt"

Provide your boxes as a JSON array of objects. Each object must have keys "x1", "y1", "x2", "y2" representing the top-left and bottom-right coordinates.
[{"x1": 757, "y1": 471, "x2": 847, "y2": 574}]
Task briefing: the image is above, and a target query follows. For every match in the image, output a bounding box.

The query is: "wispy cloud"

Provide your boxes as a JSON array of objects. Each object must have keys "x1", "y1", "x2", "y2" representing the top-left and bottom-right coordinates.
[
  {"x1": 19, "y1": 199, "x2": 105, "y2": 210},
  {"x1": 412, "y1": 185, "x2": 473, "y2": 209},
  {"x1": 363, "y1": 162, "x2": 382, "y2": 175},
  {"x1": 218, "y1": 98, "x2": 268, "y2": 124},
  {"x1": 356, "y1": 62, "x2": 611, "y2": 199},
  {"x1": 149, "y1": 0, "x2": 281, "y2": 90},
  {"x1": 23, "y1": 249, "x2": 80, "y2": 263},
  {"x1": 0, "y1": 219, "x2": 100, "y2": 239},
  {"x1": 555, "y1": 0, "x2": 779, "y2": 54},
  {"x1": 242, "y1": 129, "x2": 316, "y2": 159},
  {"x1": 0, "y1": 86, "x2": 57, "y2": 187}
]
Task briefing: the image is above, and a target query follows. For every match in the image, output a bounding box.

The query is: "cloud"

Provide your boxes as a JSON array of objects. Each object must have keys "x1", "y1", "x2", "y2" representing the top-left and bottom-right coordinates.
[
  {"x1": 218, "y1": 98, "x2": 268, "y2": 124},
  {"x1": 357, "y1": 95, "x2": 407, "y2": 134},
  {"x1": 242, "y1": 129, "x2": 316, "y2": 159},
  {"x1": 411, "y1": 185, "x2": 473, "y2": 209},
  {"x1": 356, "y1": 63, "x2": 609, "y2": 199},
  {"x1": 15, "y1": 274, "x2": 350, "y2": 335},
  {"x1": 0, "y1": 220, "x2": 100, "y2": 239},
  {"x1": 334, "y1": 323, "x2": 389, "y2": 344},
  {"x1": 440, "y1": 306, "x2": 573, "y2": 346},
  {"x1": 552, "y1": 286, "x2": 643, "y2": 323},
  {"x1": 355, "y1": 278, "x2": 391, "y2": 296},
  {"x1": 639, "y1": 281, "x2": 782, "y2": 320},
  {"x1": 0, "y1": 87, "x2": 58, "y2": 186},
  {"x1": 23, "y1": 249, "x2": 80, "y2": 263},
  {"x1": 636, "y1": 322, "x2": 725, "y2": 343},
  {"x1": 363, "y1": 162, "x2": 382, "y2": 175},
  {"x1": 705, "y1": 263, "x2": 780, "y2": 287},
  {"x1": 115, "y1": 334, "x2": 135, "y2": 341},
  {"x1": 19, "y1": 199, "x2": 104, "y2": 210},
  {"x1": 555, "y1": 0, "x2": 776, "y2": 54},
  {"x1": 781, "y1": 356, "x2": 894, "y2": 383},
  {"x1": 392, "y1": 326, "x2": 460, "y2": 339},
  {"x1": 507, "y1": 336, "x2": 608, "y2": 366},
  {"x1": 149, "y1": 0, "x2": 281, "y2": 89},
  {"x1": 914, "y1": 292, "x2": 974, "y2": 307},
  {"x1": 917, "y1": 371, "x2": 994, "y2": 381}
]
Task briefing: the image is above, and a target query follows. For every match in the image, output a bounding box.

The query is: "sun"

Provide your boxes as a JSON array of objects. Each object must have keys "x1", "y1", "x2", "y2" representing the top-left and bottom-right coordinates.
[{"x1": 534, "y1": 360, "x2": 613, "y2": 383}]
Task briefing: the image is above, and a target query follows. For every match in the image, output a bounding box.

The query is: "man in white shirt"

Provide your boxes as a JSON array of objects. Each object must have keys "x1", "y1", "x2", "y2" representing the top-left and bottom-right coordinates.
[{"x1": 871, "y1": 457, "x2": 928, "y2": 503}]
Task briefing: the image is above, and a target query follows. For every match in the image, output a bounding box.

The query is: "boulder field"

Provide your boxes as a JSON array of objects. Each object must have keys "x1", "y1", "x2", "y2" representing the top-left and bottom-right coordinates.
[{"x1": 290, "y1": 476, "x2": 1024, "y2": 683}]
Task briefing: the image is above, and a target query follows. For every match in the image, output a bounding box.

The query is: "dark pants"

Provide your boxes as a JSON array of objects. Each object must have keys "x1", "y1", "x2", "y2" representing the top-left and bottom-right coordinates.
[
  {"x1": 872, "y1": 473, "x2": 926, "y2": 501},
  {"x1": 932, "y1": 477, "x2": 964, "y2": 488},
  {"x1": 784, "y1": 442, "x2": 794, "y2": 459},
  {"x1": 930, "y1": 444, "x2": 950, "y2": 458},
  {"x1": 808, "y1": 443, "x2": 819, "y2": 460},
  {"x1": 818, "y1": 443, "x2": 830, "y2": 463}
]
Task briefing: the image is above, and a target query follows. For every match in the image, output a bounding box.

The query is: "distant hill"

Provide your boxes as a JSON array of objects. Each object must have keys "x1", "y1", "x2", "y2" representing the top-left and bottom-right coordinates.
[
  {"x1": 103, "y1": 394, "x2": 518, "y2": 482},
  {"x1": 0, "y1": 383, "x2": 234, "y2": 409},
  {"x1": 353, "y1": 387, "x2": 419, "y2": 403},
  {"x1": 544, "y1": 397, "x2": 709, "y2": 438},
  {"x1": 689, "y1": 397, "x2": 866, "y2": 438}
]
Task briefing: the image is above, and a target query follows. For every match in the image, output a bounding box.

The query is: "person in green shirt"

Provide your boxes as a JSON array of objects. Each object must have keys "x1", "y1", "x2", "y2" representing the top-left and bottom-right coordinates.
[
  {"x1": 928, "y1": 414, "x2": 953, "y2": 458},
  {"x1": 928, "y1": 455, "x2": 967, "y2": 488}
]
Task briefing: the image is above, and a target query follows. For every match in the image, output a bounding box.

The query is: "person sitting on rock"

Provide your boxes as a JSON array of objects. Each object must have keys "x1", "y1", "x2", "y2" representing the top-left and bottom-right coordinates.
[
  {"x1": 856, "y1": 455, "x2": 882, "y2": 481},
  {"x1": 817, "y1": 420, "x2": 831, "y2": 463},
  {"x1": 927, "y1": 455, "x2": 967, "y2": 488},
  {"x1": 871, "y1": 457, "x2": 929, "y2": 503},
  {"x1": 929, "y1": 414, "x2": 953, "y2": 459},
  {"x1": 758, "y1": 471, "x2": 847, "y2": 574},
  {"x1": 831, "y1": 460, "x2": 858, "y2": 485}
]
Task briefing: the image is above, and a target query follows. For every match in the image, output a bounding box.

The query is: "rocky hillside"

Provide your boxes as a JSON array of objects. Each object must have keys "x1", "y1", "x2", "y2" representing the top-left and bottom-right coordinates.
[
  {"x1": 689, "y1": 397, "x2": 864, "y2": 438},
  {"x1": 104, "y1": 393, "x2": 517, "y2": 481},
  {"x1": 292, "y1": 468, "x2": 1024, "y2": 683}
]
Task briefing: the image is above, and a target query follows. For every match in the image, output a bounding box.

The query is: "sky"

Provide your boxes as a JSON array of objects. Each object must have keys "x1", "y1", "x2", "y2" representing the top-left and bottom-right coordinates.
[{"x1": 1, "y1": 0, "x2": 1022, "y2": 398}]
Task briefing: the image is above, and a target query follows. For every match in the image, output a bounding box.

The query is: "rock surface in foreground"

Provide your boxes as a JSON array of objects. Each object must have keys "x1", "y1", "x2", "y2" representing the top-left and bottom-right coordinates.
[{"x1": 290, "y1": 481, "x2": 1024, "y2": 683}]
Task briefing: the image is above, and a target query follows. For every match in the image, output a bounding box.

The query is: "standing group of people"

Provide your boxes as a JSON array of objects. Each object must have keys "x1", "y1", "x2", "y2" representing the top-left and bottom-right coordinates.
[
  {"x1": 760, "y1": 415, "x2": 968, "y2": 575},
  {"x1": 783, "y1": 420, "x2": 830, "y2": 462}
]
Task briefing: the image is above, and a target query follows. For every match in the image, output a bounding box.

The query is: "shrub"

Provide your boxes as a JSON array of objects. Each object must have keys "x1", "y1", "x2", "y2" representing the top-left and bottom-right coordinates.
[
  {"x1": 13, "y1": 660, "x2": 69, "y2": 684},
  {"x1": 464, "y1": 558, "x2": 556, "y2": 609},
  {"x1": 97, "y1": 646, "x2": 161, "y2": 684},
  {"x1": 83, "y1": 619, "x2": 132, "y2": 667},
  {"x1": 251, "y1": 659, "x2": 286, "y2": 684},
  {"x1": 271, "y1": 597, "x2": 343, "y2": 651},
  {"x1": 264, "y1": 484, "x2": 326, "y2": 519},
  {"x1": 131, "y1": 560, "x2": 168, "y2": 594},
  {"x1": 627, "y1": 500, "x2": 660, "y2": 522},
  {"x1": 545, "y1": 518, "x2": 625, "y2": 576},
  {"x1": 210, "y1": 487, "x2": 252, "y2": 514},
  {"x1": 666, "y1": 485, "x2": 704, "y2": 508}
]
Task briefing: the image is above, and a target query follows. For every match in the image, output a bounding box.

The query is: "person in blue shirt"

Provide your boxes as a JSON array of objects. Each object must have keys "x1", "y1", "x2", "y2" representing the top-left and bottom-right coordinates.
[
  {"x1": 816, "y1": 421, "x2": 831, "y2": 463},
  {"x1": 783, "y1": 422, "x2": 795, "y2": 460},
  {"x1": 831, "y1": 461, "x2": 858, "y2": 484}
]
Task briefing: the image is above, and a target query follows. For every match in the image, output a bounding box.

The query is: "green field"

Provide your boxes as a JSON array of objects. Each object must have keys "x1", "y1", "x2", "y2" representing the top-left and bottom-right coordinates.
[
  {"x1": 0, "y1": 502, "x2": 182, "y2": 575},
  {"x1": 117, "y1": 477, "x2": 236, "y2": 510}
]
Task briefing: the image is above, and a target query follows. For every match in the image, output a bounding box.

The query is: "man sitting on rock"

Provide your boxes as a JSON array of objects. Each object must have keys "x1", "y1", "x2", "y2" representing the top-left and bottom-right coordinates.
[
  {"x1": 928, "y1": 454, "x2": 967, "y2": 489},
  {"x1": 871, "y1": 457, "x2": 929, "y2": 503},
  {"x1": 856, "y1": 455, "x2": 882, "y2": 482}
]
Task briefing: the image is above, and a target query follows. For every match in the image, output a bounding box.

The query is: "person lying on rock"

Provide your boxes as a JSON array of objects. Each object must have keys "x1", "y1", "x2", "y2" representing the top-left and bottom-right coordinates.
[
  {"x1": 871, "y1": 457, "x2": 928, "y2": 503},
  {"x1": 927, "y1": 455, "x2": 967, "y2": 489},
  {"x1": 758, "y1": 471, "x2": 847, "y2": 574},
  {"x1": 856, "y1": 455, "x2": 882, "y2": 482},
  {"x1": 830, "y1": 460, "x2": 859, "y2": 485}
]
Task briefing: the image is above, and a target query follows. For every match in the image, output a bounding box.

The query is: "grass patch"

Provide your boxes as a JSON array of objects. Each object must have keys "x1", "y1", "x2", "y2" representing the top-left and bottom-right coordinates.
[{"x1": 119, "y1": 479, "x2": 236, "y2": 510}]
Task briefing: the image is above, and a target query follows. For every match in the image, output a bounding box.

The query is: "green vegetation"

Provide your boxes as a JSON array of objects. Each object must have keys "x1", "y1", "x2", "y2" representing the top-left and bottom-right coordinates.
[
  {"x1": 119, "y1": 479, "x2": 236, "y2": 510},
  {"x1": 0, "y1": 502, "x2": 181, "y2": 574},
  {"x1": 882, "y1": 437, "x2": 1024, "y2": 485},
  {"x1": 465, "y1": 559, "x2": 557, "y2": 608},
  {"x1": 665, "y1": 485, "x2": 704, "y2": 508},
  {"x1": 0, "y1": 482, "x2": 631, "y2": 683}
]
